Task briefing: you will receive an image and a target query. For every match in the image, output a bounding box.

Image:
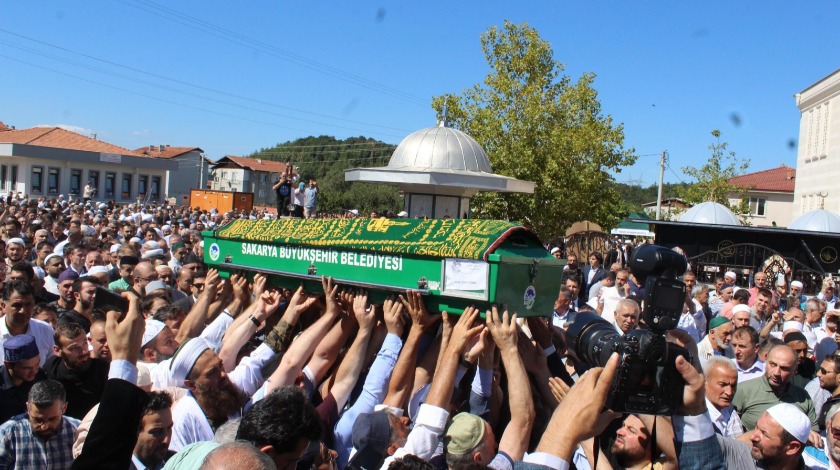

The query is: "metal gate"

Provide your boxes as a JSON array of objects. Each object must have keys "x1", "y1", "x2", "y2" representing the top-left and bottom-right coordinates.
[{"x1": 688, "y1": 242, "x2": 825, "y2": 295}]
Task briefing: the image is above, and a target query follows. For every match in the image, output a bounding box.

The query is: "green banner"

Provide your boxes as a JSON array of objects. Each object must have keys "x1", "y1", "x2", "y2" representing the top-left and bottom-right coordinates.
[{"x1": 213, "y1": 218, "x2": 536, "y2": 261}]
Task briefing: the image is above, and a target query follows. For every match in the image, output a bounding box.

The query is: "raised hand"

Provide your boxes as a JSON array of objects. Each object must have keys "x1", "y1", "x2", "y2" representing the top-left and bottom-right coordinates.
[
  {"x1": 353, "y1": 290, "x2": 376, "y2": 331},
  {"x1": 400, "y1": 290, "x2": 441, "y2": 334},
  {"x1": 486, "y1": 305, "x2": 518, "y2": 351},
  {"x1": 448, "y1": 306, "x2": 485, "y2": 354},
  {"x1": 106, "y1": 292, "x2": 144, "y2": 364},
  {"x1": 252, "y1": 273, "x2": 267, "y2": 300},
  {"x1": 321, "y1": 276, "x2": 340, "y2": 316},
  {"x1": 383, "y1": 295, "x2": 406, "y2": 337}
]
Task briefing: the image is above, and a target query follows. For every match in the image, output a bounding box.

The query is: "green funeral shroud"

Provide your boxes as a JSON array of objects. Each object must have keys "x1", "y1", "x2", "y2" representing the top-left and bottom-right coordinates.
[{"x1": 213, "y1": 218, "x2": 539, "y2": 261}]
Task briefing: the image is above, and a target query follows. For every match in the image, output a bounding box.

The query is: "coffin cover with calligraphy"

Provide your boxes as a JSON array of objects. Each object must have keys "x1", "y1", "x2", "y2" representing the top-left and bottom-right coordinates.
[{"x1": 203, "y1": 218, "x2": 562, "y2": 316}]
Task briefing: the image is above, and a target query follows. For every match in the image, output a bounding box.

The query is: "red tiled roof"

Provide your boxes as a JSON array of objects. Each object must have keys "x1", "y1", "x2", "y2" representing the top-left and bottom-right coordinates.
[
  {"x1": 135, "y1": 145, "x2": 203, "y2": 159},
  {"x1": 728, "y1": 164, "x2": 795, "y2": 193},
  {"x1": 219, "y1": 156, "x2": 288, "y2": 173},
  {"x1": 0, "y1": 126, "x2": 143, "y2": 156},
  {"x1": 0, "y1": 122, "x2": 9, "y2": 131}
]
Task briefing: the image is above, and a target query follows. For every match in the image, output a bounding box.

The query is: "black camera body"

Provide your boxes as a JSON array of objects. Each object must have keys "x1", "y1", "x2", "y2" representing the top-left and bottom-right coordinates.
[{"x1": 565, "y1": 244, "x2": 691, "y2": 415}]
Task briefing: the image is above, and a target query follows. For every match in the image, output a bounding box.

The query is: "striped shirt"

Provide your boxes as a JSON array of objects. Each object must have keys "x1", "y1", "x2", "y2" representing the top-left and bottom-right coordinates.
[{"x1": 0, "y1": 413, "x2": 80, "y2": 470}]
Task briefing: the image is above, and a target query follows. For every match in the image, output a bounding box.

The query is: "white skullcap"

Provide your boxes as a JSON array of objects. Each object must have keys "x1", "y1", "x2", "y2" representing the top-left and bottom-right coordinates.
[
  {"x1": 142, "y1": 249, "x2": 164, "y2": 258},
  {"x1": 142, "y1": 319, "x2": 166, "y2": 348},
  {"x1": 791, "y1": 281, "x2": 803, "y2": 289},
  {"x1": 144, "y1": 240, "x2": 161, "y2": 251},
  {"x1": 154, "y1": 228, "x2": 163, "y2": 238},
  {"x1": 766, "y1": 403, "x2": 810, "y2": 443},
  {"x1": 162, "y1": 225, "x2": 171, "y2": 232},
  {"x1": 137, "y1": 364, "x2": 152, "y2": 388},
  {"x1": 733, "y1": 304, "x2": 751, "y2": 314},
  {"x1": 782, "y1": 321, "x2": 803, "y2": 332},
  {"x1": 6, "y1": 238, "x2": 24, "y2": 247},
  {"x1": 550, "y1": 247, "x2": 561, "y2": 254},
  {"x1": 87, "y1": 266, "x2": 110, "y2": 276},
  {"x1": 169, "y1": 338, "x2": 211, "y2": 385},
  {"x1": 44, "y1": 253, "x2": 63, "y2": 265},
  {"x1": 110, "y1": 244, "x2": 122, "y2": 254},
  {"x1": 144, "y1": 280, "x2": 167, "y2": 296},
  {"x1": 129, "y1": 237, "x2": 142, "y2": 245},
  {"x1": 724, "y1": 271, "x2": 737, "y2": 279}
]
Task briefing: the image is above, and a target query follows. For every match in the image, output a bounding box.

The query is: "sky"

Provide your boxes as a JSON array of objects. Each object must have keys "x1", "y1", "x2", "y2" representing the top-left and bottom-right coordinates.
[{"x1": 1, "y1": 1, "x2": 838, "y2": 186}]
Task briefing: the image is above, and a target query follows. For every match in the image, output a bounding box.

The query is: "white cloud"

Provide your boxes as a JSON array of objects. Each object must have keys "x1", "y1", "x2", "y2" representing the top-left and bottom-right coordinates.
[
  {"x1": 132, "y1": 129, "x2": 150, "y2": 137},
  {"x1": 35, "y1": 123, "x2": 94, "y2": 136}
]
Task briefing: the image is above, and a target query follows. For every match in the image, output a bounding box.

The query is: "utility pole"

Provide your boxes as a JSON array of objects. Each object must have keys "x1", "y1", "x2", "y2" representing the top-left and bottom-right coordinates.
[{"x1": 656, "y1": 150, "x2": 666, "y2": 220}]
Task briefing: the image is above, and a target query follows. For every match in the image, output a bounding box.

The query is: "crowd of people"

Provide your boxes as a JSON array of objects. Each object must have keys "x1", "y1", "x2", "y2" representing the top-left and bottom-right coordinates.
[{"x1": 2, "y1": 191, "x2": 840, "y2": 469}]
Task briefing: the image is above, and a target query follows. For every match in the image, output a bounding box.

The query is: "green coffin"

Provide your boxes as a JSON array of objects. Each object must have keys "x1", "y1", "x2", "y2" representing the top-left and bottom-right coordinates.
[{"x1": 203, "y1": 218, "x2": 562, "y2": 316}]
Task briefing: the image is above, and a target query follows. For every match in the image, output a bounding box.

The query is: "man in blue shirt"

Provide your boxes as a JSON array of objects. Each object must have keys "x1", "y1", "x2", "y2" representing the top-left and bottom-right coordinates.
[
  {"x1": 304, "y1": 178, "x2": 318, "y2": 218},
  {"x1": 0, "y1": 379, "x2": 80, "y2": 469}
]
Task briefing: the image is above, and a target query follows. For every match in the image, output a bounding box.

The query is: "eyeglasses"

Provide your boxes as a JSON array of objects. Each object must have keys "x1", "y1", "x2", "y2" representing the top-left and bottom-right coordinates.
[{"x1": 191, "y1": 282, "x2": 205, "y2": 290}]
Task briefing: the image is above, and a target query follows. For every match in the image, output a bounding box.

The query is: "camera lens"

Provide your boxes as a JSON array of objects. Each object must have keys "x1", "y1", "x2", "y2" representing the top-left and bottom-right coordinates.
[{"x1": 565, "y1": 311, "x2": 622, "y2": 368}]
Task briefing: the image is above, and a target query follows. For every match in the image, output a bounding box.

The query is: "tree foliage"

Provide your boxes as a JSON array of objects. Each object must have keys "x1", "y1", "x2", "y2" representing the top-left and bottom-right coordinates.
[
  {"x1": 249, "y1": 135, "x2": 402, "y2": 214},
  {"x1": 431, "y1": 21, "x2": 636, "y2": 239},
  {"x1": 680, "y1": 130, "x2": 751, "y2": 217},
  {"x1": 612, "y1": 181, "x2": 691, "y2": 214}
]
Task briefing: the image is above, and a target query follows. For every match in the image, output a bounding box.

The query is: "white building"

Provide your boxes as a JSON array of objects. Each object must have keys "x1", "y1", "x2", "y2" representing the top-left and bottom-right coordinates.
[
  {"x1": 135, "y1": 145, "x2": 212, "y2": 204},
  {"x1": 728, "y1": 164, "x2": 796, "y2": 227},
  {"x1": 209, "y1": 156, "x2": 289, "y2": 206},
  {"x1": 0, "y1": 123, "x2": 176, "y2": 203},
  {"x1": 793, "y1": 68, "x2": 840, "y2": 215}
]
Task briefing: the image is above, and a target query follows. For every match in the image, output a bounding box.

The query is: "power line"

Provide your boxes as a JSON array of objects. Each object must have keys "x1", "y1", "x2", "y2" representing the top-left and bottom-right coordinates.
[
  {"x1": 0, "y1": 38, "x2": 407, "y2": 138},
  {"x1": 0, "y1": 29, "x2": 413, "y2": 134},
  {"x1": 0, "y1": 53, "x2": 408, "y2": 141},
  {"x1": 117, "y1": 0, "x2": 428, "y2": 107}
]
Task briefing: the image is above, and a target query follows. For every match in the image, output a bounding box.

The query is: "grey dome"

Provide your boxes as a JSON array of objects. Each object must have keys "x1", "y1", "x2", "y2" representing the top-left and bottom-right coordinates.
[
  {"x1": 678, "y1": 201, "x2": 741, "y2": 225},
  {"x1": 788, "y1": 209, "x2": 840, "y2": 232},
  {"x1": 387, "y1": 124, "x2": 492, "y2": 173}
]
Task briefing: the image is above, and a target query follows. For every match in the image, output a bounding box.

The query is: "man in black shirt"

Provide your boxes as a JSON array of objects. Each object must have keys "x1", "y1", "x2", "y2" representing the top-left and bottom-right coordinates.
[
  {"x1": 0, "y1": 334, "x2": 46, "y2": 422},
  {"x1": 44, "y1": 322, "x2": 109, "y2": 419}
]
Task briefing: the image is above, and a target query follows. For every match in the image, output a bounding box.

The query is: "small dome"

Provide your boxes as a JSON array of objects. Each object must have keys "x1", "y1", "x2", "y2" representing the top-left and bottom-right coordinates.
[
  {"x1": 678, "y1": 201, "x2": 741, "y2": 225},
  {"x1": 387, "y1": 125, "x2": 492, "y2": 173},
  {"x1": 788, "y1": 209, "x2": 840, "y2": 232}
]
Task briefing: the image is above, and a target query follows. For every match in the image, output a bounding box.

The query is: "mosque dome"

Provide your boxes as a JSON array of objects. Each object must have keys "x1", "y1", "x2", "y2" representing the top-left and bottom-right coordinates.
[
  {"x1": 678, "y1": 201, "x2": 741, "y2": 225},
  {"x1": 787, "y1": 209, "x2": 840, "y2": 232},
  {"x1": 387, "y1": 124, "x2": 492, "y2": 173}
]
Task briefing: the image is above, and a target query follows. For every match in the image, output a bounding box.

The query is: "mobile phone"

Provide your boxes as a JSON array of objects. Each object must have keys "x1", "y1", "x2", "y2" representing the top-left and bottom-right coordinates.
[{"x1": 93, "y1": 286, "x2": 128, "y2": 313}]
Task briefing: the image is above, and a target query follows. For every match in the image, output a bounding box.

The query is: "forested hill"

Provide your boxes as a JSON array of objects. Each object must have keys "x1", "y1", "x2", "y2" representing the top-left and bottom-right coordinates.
[
  {"x1": 612, "y1": 181, "x2": 691, "y2": 214},
  {"x1": 248, "y1": 135, "x2": 402, "y2": 214},
  {"x1": 247, "y1": 134, "x2": 690, "y2": 220}
]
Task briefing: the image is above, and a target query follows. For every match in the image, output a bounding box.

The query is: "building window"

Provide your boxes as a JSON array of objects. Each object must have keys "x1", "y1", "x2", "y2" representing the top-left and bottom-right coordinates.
[
  {"x1": 10, "y1": 166, "x2": 18, "y2": 193},
  {"x1": 121, "y1": 174, "x2": 132, "y2": 200},
  {"x1": 31, "y1": 167, "x2": 43, "y2": 194},
  {"x1": 70, "y1": 169, "x2": 82, "y2": 195},
  {"x1": 151, "y1": 176, "x2": 161, "y2": 201},
  {"x1": 748, "y1": 197, "x2": 766, "y2": 216},
  {"x1": 48, "y1": 168, "x2": 60, "y2": 194},
  {"x1": 88, "y1": 170, "x2": 100, "y2": 195},
  {"x1": 0, "y1": 165, "x2": 7, "y2": 191},
  {"x1": 138, "y1": 175, "x2": 148, "y2": 198},
  {"x1": 232, "y1": 172, "x2": 237, "y2": 182},
  {"x1": 105, "y1": 173, "x2": 116, "y2": 198},
  {"x1": 222, "y1": 171, "x2": 227, "y2": 180}
]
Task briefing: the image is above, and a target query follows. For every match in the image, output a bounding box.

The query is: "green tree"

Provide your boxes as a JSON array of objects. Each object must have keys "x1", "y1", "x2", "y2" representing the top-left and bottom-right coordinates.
[
  {"x1": 431, "y1": 21, "x2": 636, "y2": 239},
  {"x1": 680, "y1": 130, "x2": 751, "y2": 218}
]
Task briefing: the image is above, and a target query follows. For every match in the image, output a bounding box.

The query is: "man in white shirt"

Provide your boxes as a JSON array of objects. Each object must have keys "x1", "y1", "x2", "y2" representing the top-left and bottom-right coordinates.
[
  {"x1": 803, "y1": 298, "x2": 827, "y2": 349},
  {"x1": 0, "y1": 280, "x2": 55, "y2": 367},
  {"x1": 597, "y1": 269, "x2": 628, "y2": 324},
  {"x1": 697, "y1": 316, "x2": 734, "y2": 371},
  {"x1": 551, "y1": 286, "x2": 575, "y2": 329},
  {"x1": 731, "y1": 325, "x2": 765, "y2": 383},
  {"x1": 704, "y1": 356, "x2": 743, "y2": 437}
]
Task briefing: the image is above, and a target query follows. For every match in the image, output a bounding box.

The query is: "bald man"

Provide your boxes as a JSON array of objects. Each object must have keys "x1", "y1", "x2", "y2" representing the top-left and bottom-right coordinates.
[{"x1": 732, "y1": 344, "x2": 817, "y2": 431}]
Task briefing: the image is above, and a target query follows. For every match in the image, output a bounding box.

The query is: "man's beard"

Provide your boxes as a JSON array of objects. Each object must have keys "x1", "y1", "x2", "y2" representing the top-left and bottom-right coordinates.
[
  {"x1": 80, "y1": 299, "x2": 93, "y2": 310},
  {"x1": 33, "y1": 423, "x2": 62, "y2": 440},
  {"x1": 195, "y1": 380, "x2": 247, "y2": 423}
]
